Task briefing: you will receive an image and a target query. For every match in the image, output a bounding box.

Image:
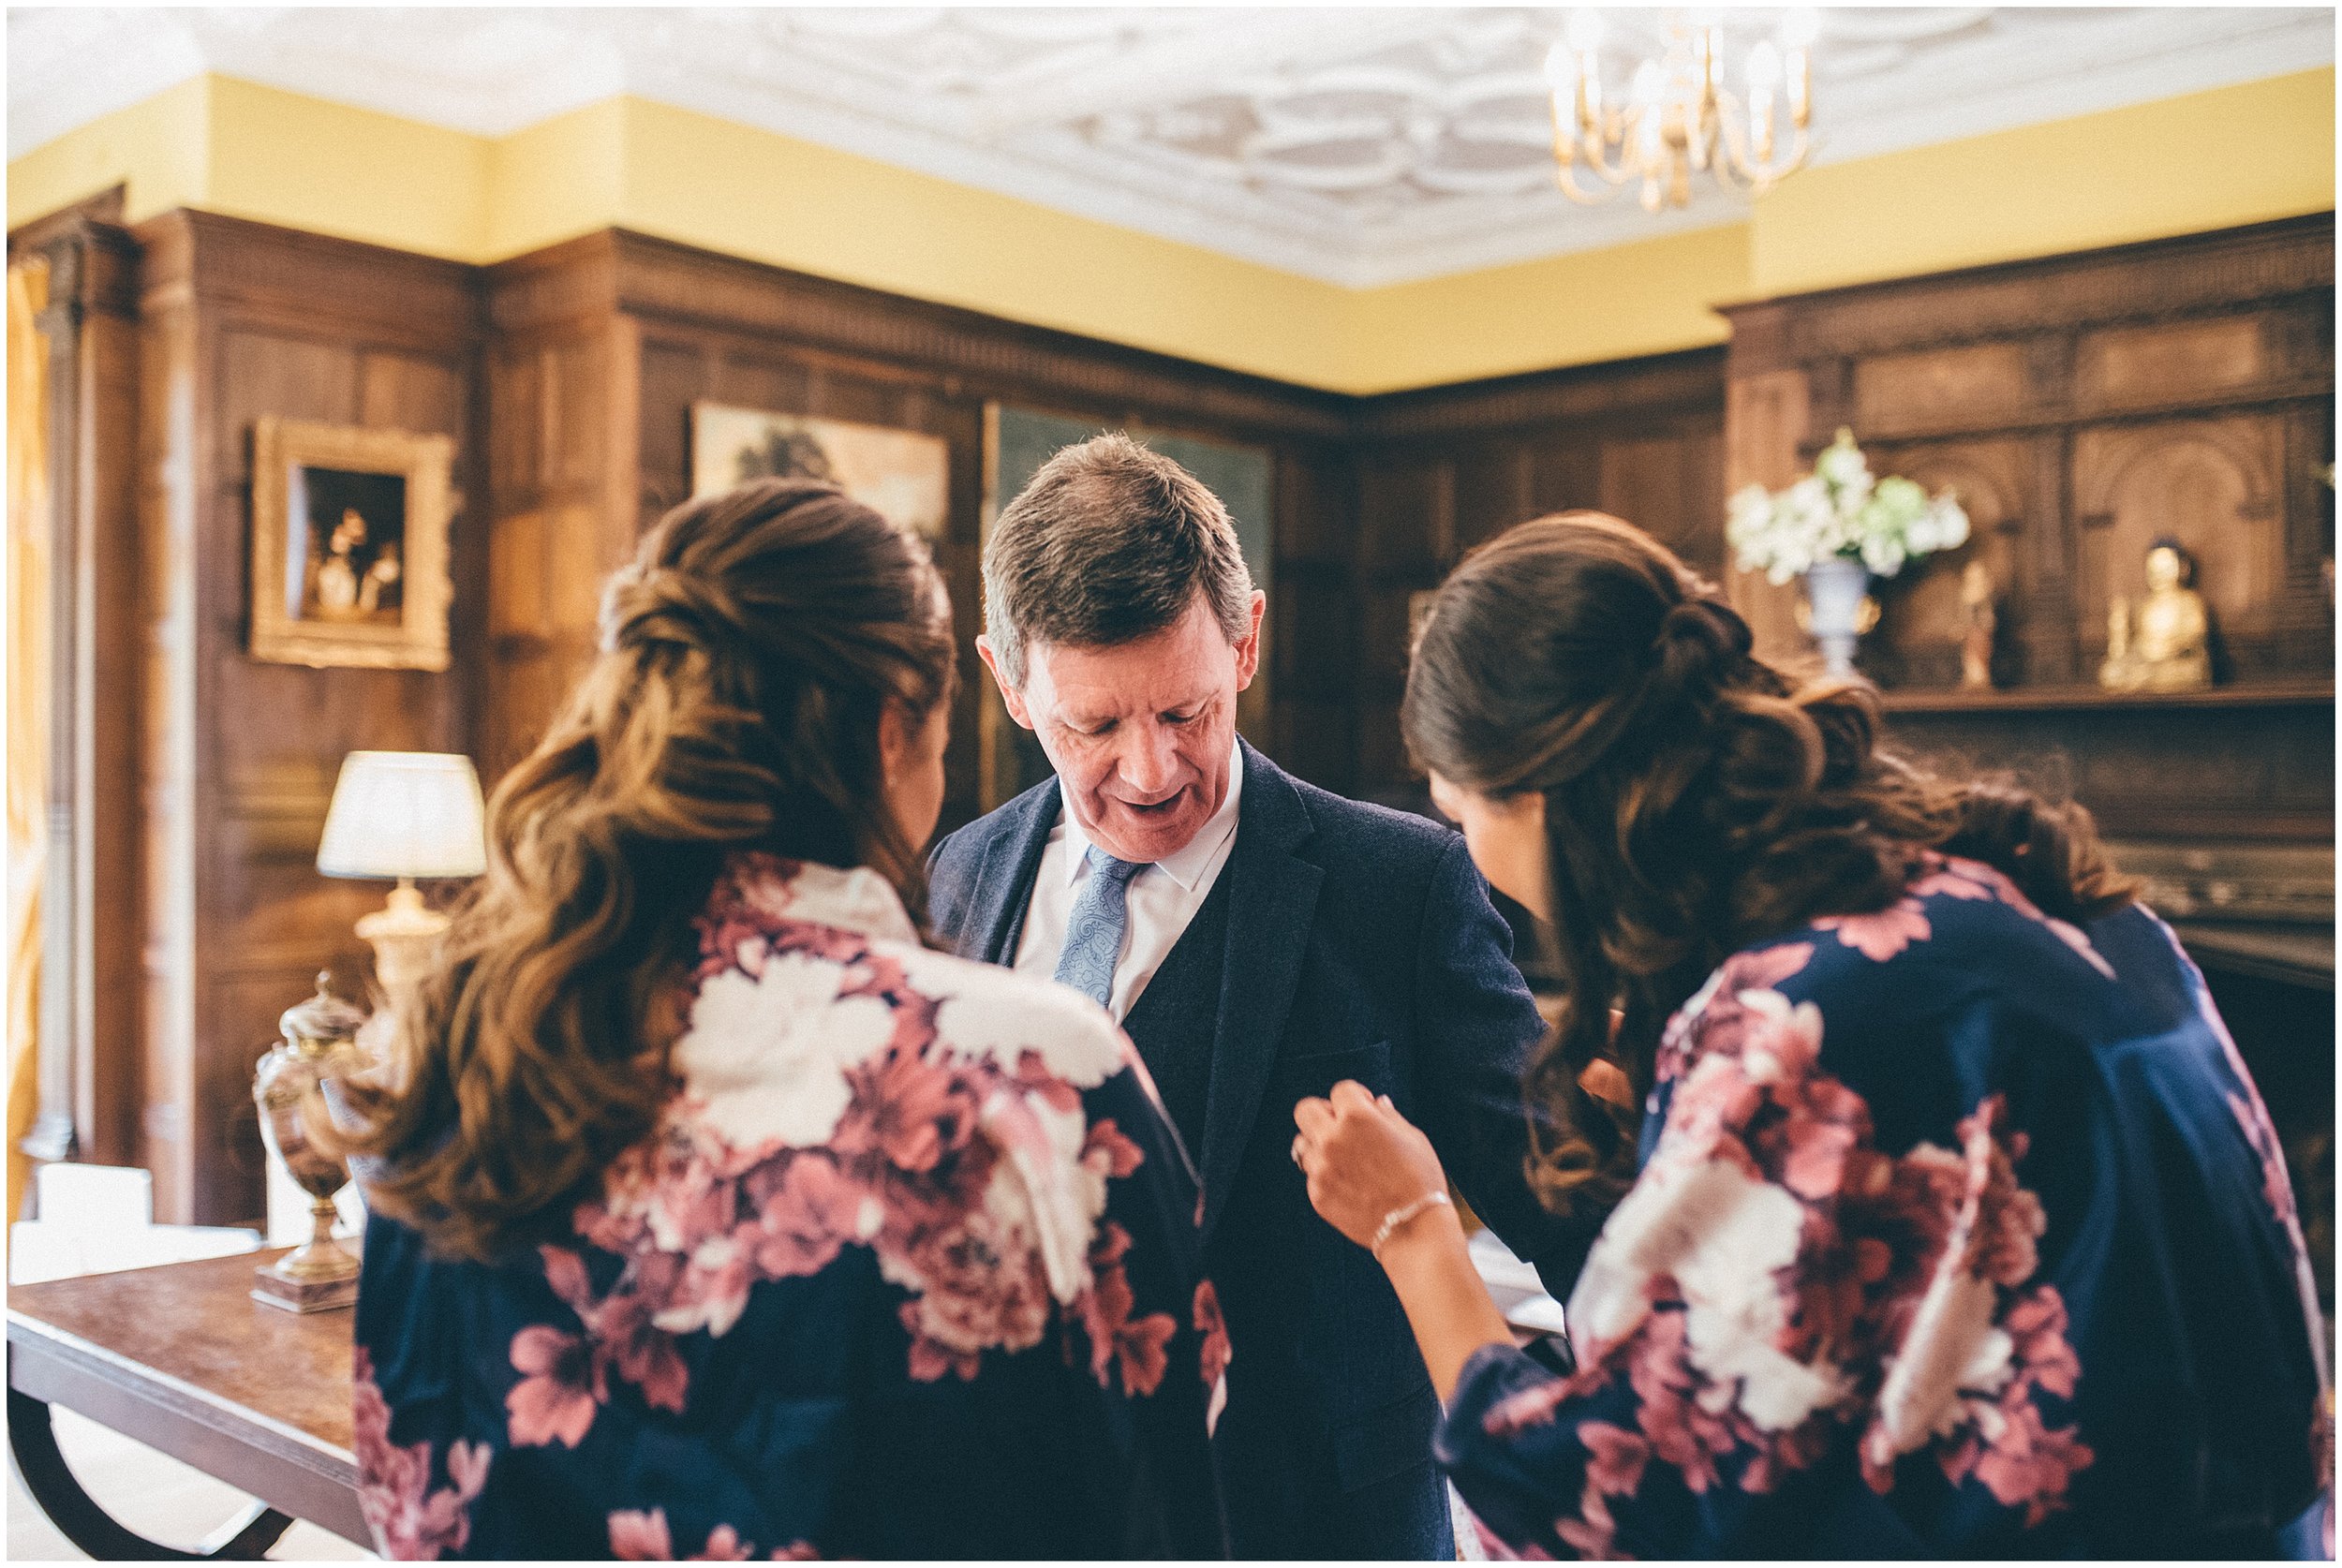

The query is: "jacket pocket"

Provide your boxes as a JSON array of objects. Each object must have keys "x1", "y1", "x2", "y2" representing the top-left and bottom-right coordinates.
[
  {"x1": 1279, "y1": 1040, "x2": 1392, "y2": 1104},
  {"x1": 1330, "y1": 1378, "x2": 1440, "y2": 1492}
]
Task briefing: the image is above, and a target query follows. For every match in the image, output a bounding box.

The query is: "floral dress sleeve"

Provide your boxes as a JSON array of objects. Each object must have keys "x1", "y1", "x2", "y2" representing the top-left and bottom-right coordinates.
[{"x1": 1436, "y1": 856, "x2": 2327, "y2": 1559}]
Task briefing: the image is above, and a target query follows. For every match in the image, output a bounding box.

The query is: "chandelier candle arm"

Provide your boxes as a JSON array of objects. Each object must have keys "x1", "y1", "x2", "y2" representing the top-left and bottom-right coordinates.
[{"x1": 1542, "y1": 9, "x2": 1817, "y2": 212}]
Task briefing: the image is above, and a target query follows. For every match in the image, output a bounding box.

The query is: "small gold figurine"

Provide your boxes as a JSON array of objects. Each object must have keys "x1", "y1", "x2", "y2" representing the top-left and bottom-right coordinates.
[
  {"x1": 1959, "y1": 560, "x2": 1995, "y2": 689},
  {"x1": 2100, "y1": 597, "x2": 2135, "y2": 689},
  {"x1": 2103, "y1": 540, "x2": 2212, "y2": 691}
]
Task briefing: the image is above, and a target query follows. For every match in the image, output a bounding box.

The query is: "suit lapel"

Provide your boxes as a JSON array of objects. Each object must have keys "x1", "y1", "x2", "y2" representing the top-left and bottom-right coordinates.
[
  {"x1": 954, "y1": 777, "x2": 1060, "y2": 966},
  {"x1": 1198, "y1": 741, "x2": 1321, "y2": 1245}
]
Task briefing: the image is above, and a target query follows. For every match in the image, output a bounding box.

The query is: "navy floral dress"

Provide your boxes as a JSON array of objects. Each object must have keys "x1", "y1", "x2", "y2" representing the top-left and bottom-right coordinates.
[
  {"x1": 352, "y1": 854, "x2": 1230, "y2": 1560},
  {"x1": 1440, "y1": 853, "x2": 2331, "y2": 1559}
]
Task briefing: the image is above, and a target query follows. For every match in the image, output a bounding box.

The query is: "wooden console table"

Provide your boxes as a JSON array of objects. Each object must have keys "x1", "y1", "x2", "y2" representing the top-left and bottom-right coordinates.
[{"x1": 7, "y1": 1247, "x2": 365, "y2": 1559}]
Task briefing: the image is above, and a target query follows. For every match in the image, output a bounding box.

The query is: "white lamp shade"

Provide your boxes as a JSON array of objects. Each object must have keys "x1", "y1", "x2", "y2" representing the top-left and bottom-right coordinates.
[{"x1": 317, "y1": 751, "x2": 488, "y2": 880}]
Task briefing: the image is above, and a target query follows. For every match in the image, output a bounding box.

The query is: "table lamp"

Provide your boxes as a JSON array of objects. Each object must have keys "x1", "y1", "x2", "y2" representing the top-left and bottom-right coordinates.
[{"x1": 317, "y1": 750, "x2": 487, "y2": 998}]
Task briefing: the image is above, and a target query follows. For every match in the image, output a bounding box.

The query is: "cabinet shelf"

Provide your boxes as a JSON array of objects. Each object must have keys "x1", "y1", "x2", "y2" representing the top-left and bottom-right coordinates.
[{"x1": 1876, "y1": 678, "x2": 2335, "y2": 716}]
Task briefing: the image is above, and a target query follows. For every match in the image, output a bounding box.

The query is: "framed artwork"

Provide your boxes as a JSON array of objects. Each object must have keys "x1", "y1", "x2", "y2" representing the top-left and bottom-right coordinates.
[
  {"x1": 690, "y1": 403, "x2": 949, "y2": 540},
  {"x1": 249, "y1": 418, "x2": 454, "y2": 671},
  {"x1": 978, "y1": 405, "x2": 1275, "y2": 809}
]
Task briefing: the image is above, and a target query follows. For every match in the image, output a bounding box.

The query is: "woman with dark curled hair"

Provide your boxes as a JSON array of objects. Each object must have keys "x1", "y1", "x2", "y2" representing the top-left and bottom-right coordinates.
[
  {"x1": 338, "y1": 480, "x2": 1228, "y2": 1561},
  {"x1": 1293, "y1": 512, "x2": 2328, "y2": 1559}
]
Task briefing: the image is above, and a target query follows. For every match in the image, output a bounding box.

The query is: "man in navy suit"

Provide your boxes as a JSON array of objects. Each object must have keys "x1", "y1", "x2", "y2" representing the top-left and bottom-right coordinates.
[{"x1": 927, "y1": 435, "x2": 1592, "y2": 1559}]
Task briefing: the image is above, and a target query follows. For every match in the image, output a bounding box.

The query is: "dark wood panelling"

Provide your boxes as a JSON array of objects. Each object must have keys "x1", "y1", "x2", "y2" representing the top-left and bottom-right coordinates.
[
  {"x1": 8, "y1": 207, "x2": 145, "y2": 1176},
  {"x1": 43, "y1": 201, "x2": 2327, "y2": 1229},
  {"x1": 1343, "y1": 348, "x2": 1729, "y2": 800},
  {"x1": 1721, "y1": 214, "x2": 2333, "y2": 691},
  {"x1": 481, "y1": 232, "x2": 1360, "y2": 824},
  {"x1": 129, "y1": 212, "x2": 484, "y2": 1224}
]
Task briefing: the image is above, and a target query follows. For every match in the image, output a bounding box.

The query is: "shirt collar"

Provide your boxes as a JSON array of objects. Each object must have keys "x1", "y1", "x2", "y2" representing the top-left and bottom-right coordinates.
[{"x1": 1058, "y1": 735, "x2": 1245, "y2": 892}]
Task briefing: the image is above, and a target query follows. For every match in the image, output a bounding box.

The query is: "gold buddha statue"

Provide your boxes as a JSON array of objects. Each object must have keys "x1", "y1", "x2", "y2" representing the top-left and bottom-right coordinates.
[
  {"x1": 1959, "y1": 560, "x2": 1996, "y2": 689},
  {"x1": 2100, "y1": 540, "x2": 2212, "y2": 691}
]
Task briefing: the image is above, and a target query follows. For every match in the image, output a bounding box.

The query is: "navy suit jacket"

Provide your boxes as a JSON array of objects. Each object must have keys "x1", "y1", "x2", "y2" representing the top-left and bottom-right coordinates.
[{"x1": 928, "y1": 741, "x2": 1594, "y2": 1560}]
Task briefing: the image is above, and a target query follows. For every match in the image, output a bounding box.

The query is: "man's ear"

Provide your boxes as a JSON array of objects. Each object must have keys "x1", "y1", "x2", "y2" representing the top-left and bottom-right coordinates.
[
  {"x1": 1232, "y1": 590, "x2": 1267, "y2": 692},
  {"x1": 974, "y1": 635, "x2": 1035, "y2": 730}
]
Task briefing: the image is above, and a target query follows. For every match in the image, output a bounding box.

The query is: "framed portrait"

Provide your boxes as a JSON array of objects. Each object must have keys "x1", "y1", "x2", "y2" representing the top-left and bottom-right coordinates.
[
  {"x1": 249, "y1": 418, "x2": 454, "y2": 671},
  {"x1": 690, "y1": 403, "x2": 949, "y2": 540},
  {"x1": 978, "y1": 405, "x2": 1275, "y2": 810}
]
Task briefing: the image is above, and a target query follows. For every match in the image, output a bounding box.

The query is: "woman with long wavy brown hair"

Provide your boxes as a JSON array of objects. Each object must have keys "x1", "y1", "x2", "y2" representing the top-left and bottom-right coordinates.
[
  {"x1": 340, "y1": 480, "x2": 1228, "y2": 1561},
  {"x1": 1292, "y1": 512, "x2": 2328, "y2": 1559}
]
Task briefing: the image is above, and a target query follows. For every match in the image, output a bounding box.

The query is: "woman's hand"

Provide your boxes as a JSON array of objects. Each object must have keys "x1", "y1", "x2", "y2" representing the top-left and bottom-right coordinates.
[
  {"x1": 1292, "y1": 1081, "x2": 1450, "y2": 1252},
  {"x1": 1294, "y1": 1081, "x2": 1515, "y2": 1402}
]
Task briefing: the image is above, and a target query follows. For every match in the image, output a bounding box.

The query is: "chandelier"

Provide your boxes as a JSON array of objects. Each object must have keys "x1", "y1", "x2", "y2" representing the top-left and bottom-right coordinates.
[{"x1": 1544, "y1": 8, "x2": 1817, "y2": 212}]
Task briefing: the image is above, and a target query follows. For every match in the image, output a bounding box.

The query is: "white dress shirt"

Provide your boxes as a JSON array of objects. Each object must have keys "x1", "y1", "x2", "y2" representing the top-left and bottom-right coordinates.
[{"x1": 1011, "y1": 738, "x2": 1245, "y2": 1022}]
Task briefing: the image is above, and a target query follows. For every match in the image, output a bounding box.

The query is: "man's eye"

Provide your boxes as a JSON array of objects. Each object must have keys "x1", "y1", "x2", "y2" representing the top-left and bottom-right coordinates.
[{"x1": 1164, "y1": 710, "x2": 1199, "y2": 726}]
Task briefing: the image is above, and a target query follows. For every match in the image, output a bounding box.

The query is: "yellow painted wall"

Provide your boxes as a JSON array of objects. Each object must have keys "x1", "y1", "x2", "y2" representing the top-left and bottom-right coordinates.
[
  {"x1": 1750, "y1": 68, "x2": 2335, "y2": 297},
  {"x1": 485, "y1": 98, "x2": 627, "y2": 260},
  {"x1": 1352, "y1": 222, "x2": 1746, "y2": 391},
  {"x1": 202, "y1": 77, "x2": 493, "y2": 259},
  {"x1": 610, "y1": 98, "x2": 1356, "y2": 388},
  {"x1": 7, "y1": 75, "x2": 212, "y2": 230},
  {"x1": 8, "y1": 67, "x2": 2333, "y2": 392}
]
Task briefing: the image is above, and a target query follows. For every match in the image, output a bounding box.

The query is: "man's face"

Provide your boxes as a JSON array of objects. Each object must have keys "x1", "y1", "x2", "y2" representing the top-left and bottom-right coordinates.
[{"x1": 981, "y1": 590, "x2": 1265, "y2": 865}]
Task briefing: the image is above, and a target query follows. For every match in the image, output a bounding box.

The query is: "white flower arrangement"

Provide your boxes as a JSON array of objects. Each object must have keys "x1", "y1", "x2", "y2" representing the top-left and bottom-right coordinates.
[{"x1": 1727, "y1": 428, "x2": 1971, "y2": 584}]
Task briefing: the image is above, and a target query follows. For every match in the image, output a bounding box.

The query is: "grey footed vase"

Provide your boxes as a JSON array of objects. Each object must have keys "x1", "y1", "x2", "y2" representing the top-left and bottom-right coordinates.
[{"x1": 1803, "y1": 556, "x2": 1873, "y2": 679}]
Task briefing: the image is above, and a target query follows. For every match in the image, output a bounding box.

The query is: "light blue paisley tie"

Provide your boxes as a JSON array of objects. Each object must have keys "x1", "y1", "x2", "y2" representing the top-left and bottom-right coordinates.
[{"x1": 1053, "y1": 844, "x2": 1146, "y2": 1010}]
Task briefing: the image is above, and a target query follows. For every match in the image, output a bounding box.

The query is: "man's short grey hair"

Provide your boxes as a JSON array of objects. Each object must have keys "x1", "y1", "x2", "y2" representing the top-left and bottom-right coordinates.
[{"x1": 983, "y1": 433, "x2": 1255, "y2": 688}]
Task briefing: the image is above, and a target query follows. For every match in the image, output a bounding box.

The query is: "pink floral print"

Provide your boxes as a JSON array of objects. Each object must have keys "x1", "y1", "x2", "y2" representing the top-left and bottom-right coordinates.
[
  {"x1": 1861, "y1": 1097, "x2": 2091, "y2": 1523},
  {"x1": 1911, "y1": 855, "x2": 2116, "y2": 979},
  {"x1": 504, "y1": 1323, "x2": 601, "y2": 1448},
  {"x1": 1070, "y1": 1220, "x2": 1178, "y2": 1396},
  {"x1": 1524, "y1": 978, "x2": 2091, "y2": 1543},
  {"x1": 1194, "y1": 1279, "x2": 1232, "y2": 1389},
  {"x1": 355, "y1": 851, "x2": 1226, "y2": 1559},
  {"x1": 354, "y1": 1347, "x2": 490, "y2": 1561},
  {"x1": 1812, "y1": 899, "x2": 1932, "y2": 961},
  {"x1": 552, "y1": 854, "x2": 1187, "y2": 1396},
  {"x1": 607, "y1": 1507, "x2": 768, "y2": 1560},
  {"x1": 1446, "y1": 849, "x2": 2325, "y2": 1559}
]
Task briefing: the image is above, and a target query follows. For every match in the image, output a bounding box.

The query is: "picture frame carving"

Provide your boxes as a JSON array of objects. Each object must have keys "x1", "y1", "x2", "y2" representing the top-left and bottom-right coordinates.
[{"x1": 248, "y1": 417, "x2": 455, "y2": 671}]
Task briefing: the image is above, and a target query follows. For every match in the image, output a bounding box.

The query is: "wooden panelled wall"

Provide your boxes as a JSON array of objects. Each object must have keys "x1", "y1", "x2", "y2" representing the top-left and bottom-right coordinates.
[
  {"x1": 130, "y1": 214, "x2": 487, "y2": 1223},
  {"x1": 1722, "y1": 217, "x2": 2335, "y2": 863},
  {"x1": 16, "y1": 203, "x2": 2332, "y2": 1225},
  {"x1": 1346, "y1": 354, "x2": 1726, "y2": 800},
  {"x1": 476, "y1": 230, "x2": 1358, "y2": 835},
  {"x1": 1724, "y1": 214, "x2": 2334, "y2": 688}
]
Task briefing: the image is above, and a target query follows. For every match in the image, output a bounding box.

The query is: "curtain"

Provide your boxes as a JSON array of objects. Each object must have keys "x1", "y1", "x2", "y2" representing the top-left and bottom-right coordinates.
[{"x1": 7, "y1": 258, "x2": 52, "y2": 1225}]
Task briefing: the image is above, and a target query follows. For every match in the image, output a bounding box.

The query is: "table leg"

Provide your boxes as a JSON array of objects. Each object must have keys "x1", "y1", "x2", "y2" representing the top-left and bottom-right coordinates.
[{"x1": 7, "y1": 1386, "x2": 294, "y2": 1561}]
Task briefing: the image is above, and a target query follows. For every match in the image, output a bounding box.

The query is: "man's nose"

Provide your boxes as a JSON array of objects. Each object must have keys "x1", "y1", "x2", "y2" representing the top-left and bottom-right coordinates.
[{"x1": 1116, "y1": 722, "x2": 1180, "y2": 797}]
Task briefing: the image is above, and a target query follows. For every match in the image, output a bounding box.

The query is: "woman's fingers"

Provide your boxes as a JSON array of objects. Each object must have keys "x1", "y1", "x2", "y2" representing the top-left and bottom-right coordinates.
[{"x1": 1293, "y1": 1095, "x2": 1335, "y2": 1138}]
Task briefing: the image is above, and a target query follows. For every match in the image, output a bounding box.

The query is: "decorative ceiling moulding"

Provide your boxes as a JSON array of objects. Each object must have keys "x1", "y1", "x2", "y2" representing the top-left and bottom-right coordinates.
[{"x1": 10, "y1": 7, "x2": 2332, "y2": 288}]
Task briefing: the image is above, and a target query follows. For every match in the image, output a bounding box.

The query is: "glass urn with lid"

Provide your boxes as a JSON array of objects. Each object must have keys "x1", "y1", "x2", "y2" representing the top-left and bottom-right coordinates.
[{"x1": 251, "y1": 972, "x2": 367, "y2": 1311}]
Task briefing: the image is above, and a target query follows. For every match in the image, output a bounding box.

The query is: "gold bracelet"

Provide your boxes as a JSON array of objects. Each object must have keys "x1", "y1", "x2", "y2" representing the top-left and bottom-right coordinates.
[{"x1": 1370, "y1": 1191, "x2": 1452, "y2": 1258}]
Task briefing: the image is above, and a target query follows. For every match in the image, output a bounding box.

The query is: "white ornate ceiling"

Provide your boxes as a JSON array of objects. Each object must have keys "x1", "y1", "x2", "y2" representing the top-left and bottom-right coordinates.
[{"x1": 9, "y1": 7, "x2": 2331, "y2": 286}]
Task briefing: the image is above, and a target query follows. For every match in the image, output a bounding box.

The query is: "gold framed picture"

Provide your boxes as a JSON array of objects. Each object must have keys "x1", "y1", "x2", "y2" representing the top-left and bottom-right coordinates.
[
  {"x1": 690, "y1": 402, "x2": 949, "y2": 540},
  {"x1": 249, "y1": 418, "x2": 454, "y2": 671}
]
